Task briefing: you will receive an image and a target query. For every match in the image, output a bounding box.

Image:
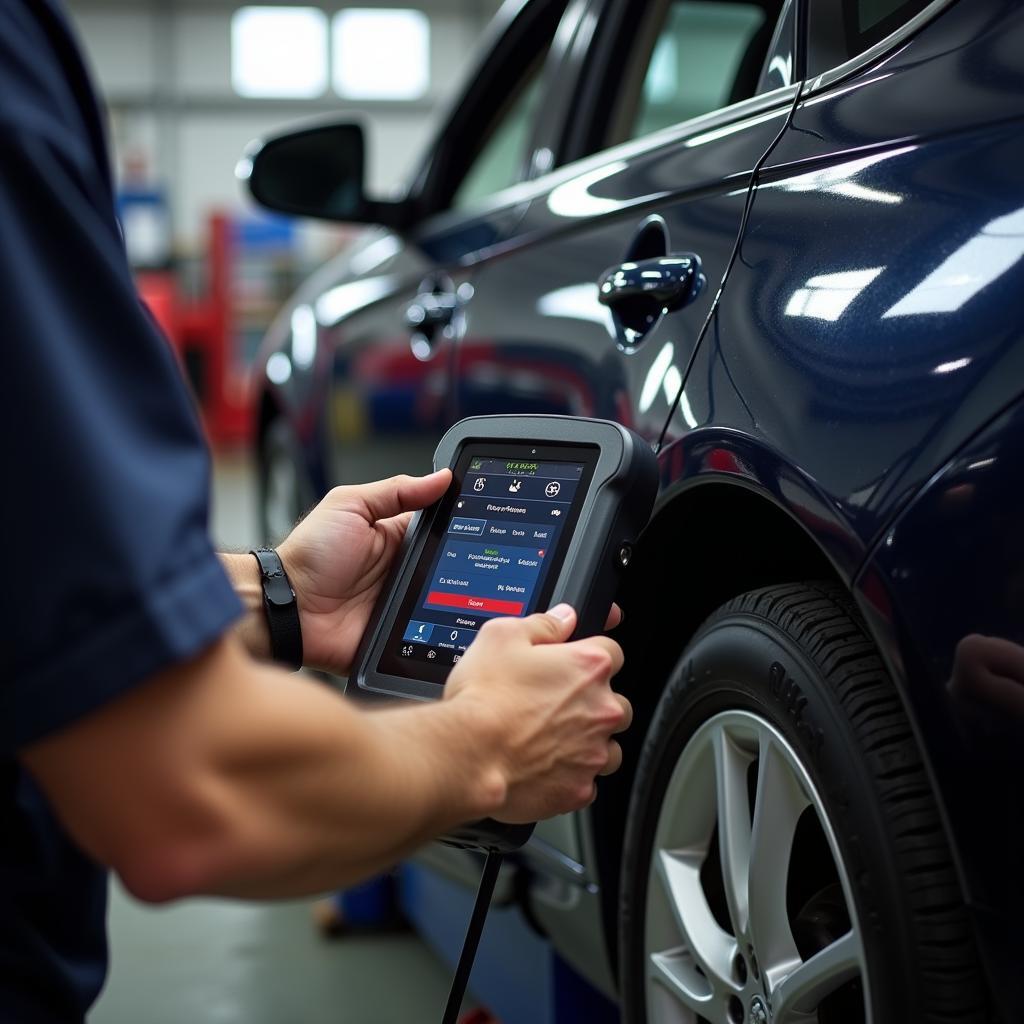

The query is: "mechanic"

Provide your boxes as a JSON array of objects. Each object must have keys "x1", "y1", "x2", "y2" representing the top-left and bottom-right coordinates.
[{"x1": 0, "y1": 3, "x2": 631, "y2": 1021}]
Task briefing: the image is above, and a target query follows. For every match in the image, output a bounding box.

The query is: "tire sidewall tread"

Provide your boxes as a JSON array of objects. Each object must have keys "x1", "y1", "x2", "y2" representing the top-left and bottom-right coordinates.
[{"x1": 618, "y1": 581, "x2": 990, "y2": 1024}]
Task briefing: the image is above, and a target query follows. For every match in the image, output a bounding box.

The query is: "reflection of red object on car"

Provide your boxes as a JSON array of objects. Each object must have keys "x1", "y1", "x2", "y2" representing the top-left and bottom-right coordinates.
[
  {"x1": 457, "y1": 1010, "x2": 500, "y2": 1024},
  {"x1": 459, "y1": 342, "x2": 597, "y2": 418},
  {"x1": 707, "y1": 447, "x2": 743, "y2": 473}
]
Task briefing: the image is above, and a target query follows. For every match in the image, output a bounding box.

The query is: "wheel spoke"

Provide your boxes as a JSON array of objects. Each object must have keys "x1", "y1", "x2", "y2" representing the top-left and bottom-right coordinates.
[
  {"x1": 655, "y1": 849, "x2": 737, "y2": 990},
  {"x1": 713, "y1": 727, "x2": 753, "y2": 939},
  {"x1": 772, "y1": 930, "x2": 861, "y2": 1023},
  {"x1": 748, "y1": 735, "x2": 810, "y2": 989},
  {"x1": 649, "y1": 947, "x2": 716, "y2": 1018}
]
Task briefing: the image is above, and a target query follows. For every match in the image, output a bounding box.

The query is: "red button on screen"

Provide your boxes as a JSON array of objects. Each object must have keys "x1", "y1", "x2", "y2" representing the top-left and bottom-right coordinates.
[{"x1": 427, "y1": 591, "x2": 524, "y2": 616}]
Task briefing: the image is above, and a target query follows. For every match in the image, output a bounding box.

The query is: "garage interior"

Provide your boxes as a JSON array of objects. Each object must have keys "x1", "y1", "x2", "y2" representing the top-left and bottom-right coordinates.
[{"x1": 16, "y1": 1, "x2": 1014, "y2": 1022}]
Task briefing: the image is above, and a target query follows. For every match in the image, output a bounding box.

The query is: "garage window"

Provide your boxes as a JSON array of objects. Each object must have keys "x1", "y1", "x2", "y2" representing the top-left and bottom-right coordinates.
[
  {"x1": 231, "y1": 7, "x2": 328, "y2": 98},
  {"x1": 332, "y1": 9, "x2": 430, "y2": 100}
]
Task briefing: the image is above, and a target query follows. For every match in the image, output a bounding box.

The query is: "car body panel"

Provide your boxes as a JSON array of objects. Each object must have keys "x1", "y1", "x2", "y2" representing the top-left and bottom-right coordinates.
[
  {"x1": 855, "y1": 398, "x2": 1024, "y2": 1024},
  {"x1": 456, "y1": 95, "x2": 796, "y2": 445},
  {"x1": 666, "y1": 117, "x2": 1024, "y2": 537}
]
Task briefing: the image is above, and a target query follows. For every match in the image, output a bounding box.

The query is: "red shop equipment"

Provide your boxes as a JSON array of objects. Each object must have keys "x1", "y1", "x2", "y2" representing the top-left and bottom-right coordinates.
[{"x1": 141, "y1": 212, "x2": 297, "y2": 449}]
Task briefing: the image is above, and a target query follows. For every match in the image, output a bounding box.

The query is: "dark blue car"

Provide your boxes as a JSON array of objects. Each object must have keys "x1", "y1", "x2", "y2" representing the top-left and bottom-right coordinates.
[{"x1": 240, "y1": 0, "x2": 1024, "y2": 1020}]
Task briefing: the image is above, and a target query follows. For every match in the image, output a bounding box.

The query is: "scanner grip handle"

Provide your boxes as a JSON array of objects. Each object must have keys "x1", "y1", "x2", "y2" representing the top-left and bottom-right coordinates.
[{"x1": 440, "y1": 818, "x2": 534, "y2": 853}]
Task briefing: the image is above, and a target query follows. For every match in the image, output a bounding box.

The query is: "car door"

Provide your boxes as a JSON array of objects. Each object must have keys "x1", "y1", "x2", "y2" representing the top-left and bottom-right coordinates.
[
  {"x1": 315, "y1": 0, "x2": 585, "y2": 490},
  {"x1": 444, "y1": 0, "x2": 799, "y2": 986},
  {"x1": 453, "y1": 0, "x2": 797, "y2": 447}
]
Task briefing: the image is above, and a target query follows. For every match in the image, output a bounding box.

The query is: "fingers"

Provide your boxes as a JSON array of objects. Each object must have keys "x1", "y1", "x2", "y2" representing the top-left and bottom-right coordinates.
[
  {"x1": 611, "y1": 692, "x2": 632, "y2": 734},
  {"x1": 498, "y1": 604, "x2": 577, "y2": 645},
  {"x1": 599, "y1": 740, "x2": 623, "y2": 776},
  {"x1": 604, "y1": 603, "x2": 623, "y2": 631},
  {"x1": 339, "y1": 469, "x2": 452, "y2": 523},
  {"x1": 576, "y1": 634, "x2": 624, "y2": 677}
]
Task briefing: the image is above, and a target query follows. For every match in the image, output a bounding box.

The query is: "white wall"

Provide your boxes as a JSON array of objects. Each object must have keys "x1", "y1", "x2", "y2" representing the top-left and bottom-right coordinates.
[{"x1": 66, "y1": 1, "x2": 501, "y2": 253}]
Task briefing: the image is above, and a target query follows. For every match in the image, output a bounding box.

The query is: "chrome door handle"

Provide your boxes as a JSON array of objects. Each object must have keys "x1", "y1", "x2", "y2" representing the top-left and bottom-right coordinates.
[
  {"x1": 597, "y1": 255, "x2": 701, "y2": 312},
  {"x1": 405, "y1": 292, "x2": 457, "y2": 332}
]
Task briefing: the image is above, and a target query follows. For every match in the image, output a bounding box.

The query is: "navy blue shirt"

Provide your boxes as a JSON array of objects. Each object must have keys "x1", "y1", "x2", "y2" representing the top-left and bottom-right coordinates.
[{"x1": 0, "y1": 2, "x2": 243, "y2": 1018}]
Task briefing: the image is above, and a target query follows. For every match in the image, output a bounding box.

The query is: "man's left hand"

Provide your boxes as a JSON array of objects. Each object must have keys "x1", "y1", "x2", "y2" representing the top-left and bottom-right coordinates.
[{"x1": 278, "y1": 470, "x2": 451, "y2": 675}]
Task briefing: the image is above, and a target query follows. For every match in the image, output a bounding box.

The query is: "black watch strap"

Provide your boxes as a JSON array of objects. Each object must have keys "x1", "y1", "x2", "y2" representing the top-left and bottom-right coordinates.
[{"x1": 250, "y1": 548, "x2": 303, "y2": 671}]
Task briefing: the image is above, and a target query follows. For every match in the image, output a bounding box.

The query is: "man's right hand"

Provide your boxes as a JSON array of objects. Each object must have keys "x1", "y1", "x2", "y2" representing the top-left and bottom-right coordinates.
[
  {"x1": 22, "y1": 606, "x2": 628, "y2": 903},
  {"x1": 444, "y1": 604, "x2": 630, "y2": 823}
]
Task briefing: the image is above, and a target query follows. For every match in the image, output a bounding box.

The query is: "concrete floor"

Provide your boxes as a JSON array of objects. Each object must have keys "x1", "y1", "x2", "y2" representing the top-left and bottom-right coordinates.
[{"x1": 89, "y1": 452, "x2": 458, "y2": 1023}]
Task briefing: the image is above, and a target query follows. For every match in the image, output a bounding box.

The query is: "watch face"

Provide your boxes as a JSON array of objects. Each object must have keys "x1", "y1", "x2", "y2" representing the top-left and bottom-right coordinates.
[{"x1": 376, "y1": 441, "x2": 598, "y2": 685}]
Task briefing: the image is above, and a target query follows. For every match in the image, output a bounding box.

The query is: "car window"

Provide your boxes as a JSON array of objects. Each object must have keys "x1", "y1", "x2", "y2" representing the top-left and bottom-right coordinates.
[
  {"x1": 755, "y1": 0, "x2": 795, "y2": 92},
  {"x1": 451, "y1": 52, "x2": 548, "y2": 210},
  {"x1": 806, "y1": 0, "x2": 934, "y2": 77},
  {"x1": 601, "y1": 0, "x2": 781, "y2": 149}
]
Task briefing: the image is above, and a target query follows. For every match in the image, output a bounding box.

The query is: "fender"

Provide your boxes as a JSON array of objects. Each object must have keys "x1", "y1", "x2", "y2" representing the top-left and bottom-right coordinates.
[{"x1": 854, "y1": 397, "x2": 1024, "y2": 1022}]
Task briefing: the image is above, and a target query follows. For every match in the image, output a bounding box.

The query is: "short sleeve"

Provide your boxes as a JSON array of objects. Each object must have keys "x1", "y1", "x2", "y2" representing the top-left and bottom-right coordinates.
[{"x1": 0, "y1": 127, "x2": 242, "y2": 751}]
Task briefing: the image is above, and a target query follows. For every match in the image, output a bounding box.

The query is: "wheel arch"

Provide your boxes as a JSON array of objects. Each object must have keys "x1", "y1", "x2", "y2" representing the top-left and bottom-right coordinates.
[{"x1": 589, "y1": 432, "x2": 868, "y2": 981}]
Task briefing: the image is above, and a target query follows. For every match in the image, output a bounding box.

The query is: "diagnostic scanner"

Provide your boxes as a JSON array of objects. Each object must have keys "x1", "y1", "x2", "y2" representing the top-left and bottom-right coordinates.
[
  {"x1": 346, "y1": 415, "x2": 657, "y2": 1024},
  {"x1": 347, "y1": 414, "x2": 658, "y2": 852}
]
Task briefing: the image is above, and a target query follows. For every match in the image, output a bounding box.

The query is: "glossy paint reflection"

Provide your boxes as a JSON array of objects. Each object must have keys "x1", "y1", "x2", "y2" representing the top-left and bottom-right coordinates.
[
  {"x1": 689, "y1": 120, "x2": 1024, "y2": 539},
  {"x1": 869, "y1": 402, "x2": 1024, "y2": 947},
  {"x1": 463, "y1": 91, "x2": 795, "y2": 443}
]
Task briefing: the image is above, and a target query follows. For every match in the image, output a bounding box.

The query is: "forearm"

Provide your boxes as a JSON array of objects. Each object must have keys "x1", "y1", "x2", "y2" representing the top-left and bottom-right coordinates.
[
  {"x1": 193, "y1": 668, "x2": 505, "y2": 899},
  {"x1": 23, "y1": 637, "x2": 505, "y2": 902},
  {"x1": 219, "y1": 552, "x2": 272, "y2": 662}
]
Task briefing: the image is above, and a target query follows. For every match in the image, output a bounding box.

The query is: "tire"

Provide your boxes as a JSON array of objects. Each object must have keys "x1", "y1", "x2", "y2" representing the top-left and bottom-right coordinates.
[
  {"x1": 258, "y1": 417, "x2": 311, "y2": 544},
  {"x1": 619, "y1": 582, "x2": 989, "y2": 1024}
]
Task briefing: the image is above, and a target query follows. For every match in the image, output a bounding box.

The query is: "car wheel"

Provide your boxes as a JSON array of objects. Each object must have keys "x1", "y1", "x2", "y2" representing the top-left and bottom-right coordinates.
[
  {"x1": 258, "y1": 416, "x2": 308, "y2": 544},
  {"x1": 619, "y1": 582, "x2": 989, "y2": 1024}
]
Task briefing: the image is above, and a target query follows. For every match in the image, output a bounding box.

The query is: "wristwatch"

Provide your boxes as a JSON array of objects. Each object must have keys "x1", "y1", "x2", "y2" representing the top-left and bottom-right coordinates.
[{"x1": 249, "y1": 547, "x2": 303, "y2": 671}]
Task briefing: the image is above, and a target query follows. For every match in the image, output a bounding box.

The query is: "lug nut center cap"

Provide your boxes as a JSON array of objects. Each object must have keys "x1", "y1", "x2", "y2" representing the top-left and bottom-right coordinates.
[{"x1": 749, "y1": 996, "x2": 769, "y2": 1024}]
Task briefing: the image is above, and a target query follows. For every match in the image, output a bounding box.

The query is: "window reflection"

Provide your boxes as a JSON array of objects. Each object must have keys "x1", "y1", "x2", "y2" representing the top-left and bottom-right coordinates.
[
  {"x1": 547, "y1": 162, "x2": 630, "y2": 218},
  {"x1": 536, "y1": 283, "x2": 616, "y2": 334},
  {"x1": 769, "y1": 146, "x2": 912, "y2": 204},
  {"x1": 314, "y1": 276, "x2": 398, "y2": 325},
  {"x1": 784, "y1": 267, "x2": 884, "y2": 321},
  {"x1": 639, "y1": 341, "x2": 682, "y2": 413},
  {"x1": 883, "y1": 207, "x2": 1024, "y2": 318}
]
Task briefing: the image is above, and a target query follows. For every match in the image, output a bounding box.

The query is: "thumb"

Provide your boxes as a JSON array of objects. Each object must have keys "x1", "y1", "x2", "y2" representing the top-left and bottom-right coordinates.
[
  {"x1": 517, "y1": 604, "x2": 577, "y2": 645},
  {"x1": 349, "y1": 469, "x2": 452, "y2": 523}
]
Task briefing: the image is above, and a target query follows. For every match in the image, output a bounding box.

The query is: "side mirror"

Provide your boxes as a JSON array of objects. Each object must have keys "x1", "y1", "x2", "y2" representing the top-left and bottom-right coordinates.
[{"x1": 238, "y1": 121, "x2": 404, "y2": 226}]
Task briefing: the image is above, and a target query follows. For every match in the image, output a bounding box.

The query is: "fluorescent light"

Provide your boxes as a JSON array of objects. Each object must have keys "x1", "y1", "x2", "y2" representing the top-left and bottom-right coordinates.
[
  {"x1": 932, "y1": 357, "x2": 971, "y2": 374},
  {"x1": 266, "y1": 351, "x2": 292, "y2": 385},
  {"x1": 333, "y1": 9, "x2": 429, "y2": 100},
  {"x1": 232, "y1": 7, "x2": 327, "y2": 99},
  {"x1": 290, "y1": 305, "x2": 317, "y2": 369}
]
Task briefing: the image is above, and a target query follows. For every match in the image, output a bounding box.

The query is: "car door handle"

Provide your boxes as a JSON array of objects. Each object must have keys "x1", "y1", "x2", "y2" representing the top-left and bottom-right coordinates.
[
  {"x1": 405, "y1": 291, "x2": 457, "y2": 332},
  {"x1": 597, "y1": 255, "x2": 701, "y2": 312}
]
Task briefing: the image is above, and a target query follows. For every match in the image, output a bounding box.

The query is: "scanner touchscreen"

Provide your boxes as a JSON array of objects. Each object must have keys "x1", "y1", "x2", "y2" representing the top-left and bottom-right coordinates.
[{"x1": 378, "y1": 443, "x2": 597, "y2": 683}]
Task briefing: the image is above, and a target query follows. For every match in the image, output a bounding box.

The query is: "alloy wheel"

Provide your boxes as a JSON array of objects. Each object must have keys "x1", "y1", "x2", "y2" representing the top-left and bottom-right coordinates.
[{"x1": 644, "y1": 710, "x2": 869, "y2": 1024}]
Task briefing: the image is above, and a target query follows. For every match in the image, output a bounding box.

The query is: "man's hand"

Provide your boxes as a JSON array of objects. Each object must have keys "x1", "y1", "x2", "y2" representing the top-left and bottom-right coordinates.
[
  {"x1": 22, "y1": 603, "x2": 628, "y2": 902},
  {"x1": 444, "y1": 604, "x2": 630, "y2": 823},
  {"x1": 277, "y1": 470, "x2": 451, "y2": 674}
]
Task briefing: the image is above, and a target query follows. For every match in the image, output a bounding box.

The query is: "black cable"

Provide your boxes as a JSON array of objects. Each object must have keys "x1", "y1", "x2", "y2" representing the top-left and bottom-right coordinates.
[
  {"x1": 441, "y1": 850, "x2": 504, "y2": 1024},
  {"x1": 655, "y1": 82, "x2": 804, "y2": 454}
]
